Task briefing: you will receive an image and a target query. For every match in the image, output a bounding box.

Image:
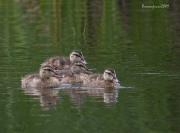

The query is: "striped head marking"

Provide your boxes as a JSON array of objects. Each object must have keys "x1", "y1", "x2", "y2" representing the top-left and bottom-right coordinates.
[
  {"x1": 70, "y1": 50, "x2": 87, "y2": 64},
  {"x1": 71, "y1": 62, "x2": 91, "y2": 74},
  {"x1": 40, "y1": 65, "x2": 61, "y2": 78},
  {"x1": 103, "y1": 69, "x2": 118, "y2": 81}
]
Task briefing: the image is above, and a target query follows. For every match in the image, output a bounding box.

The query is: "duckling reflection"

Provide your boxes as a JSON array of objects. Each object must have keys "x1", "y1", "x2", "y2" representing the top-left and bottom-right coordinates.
[
  {"x1": 41, "y1": 50, "x2": 87, "y2": 70},
  {"x1": 22, "y1": 87, "x2": 59, "y2": 110},
  {"x1": 39, "y1": 88, "x2": 59, "y2": 110},
  {"x1": 103, "y1": 88, "x2": 119, "y2": 104},
  {"x1": 22, "y1": 87, "x2": 119, "y2": 110},
  {"x1": 64, "y1": 87, "x2": 119, "y2": 107}
]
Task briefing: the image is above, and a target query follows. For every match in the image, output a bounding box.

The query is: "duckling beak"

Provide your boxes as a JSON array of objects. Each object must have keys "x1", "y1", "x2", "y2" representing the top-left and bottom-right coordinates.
[
  {"x1": 87, "y1": 68, "x2": 96, "y2": 74},
  {"x1": 82, "y1": 60, "x2": 87, "y2": 65},
  {"x1": 84, "y1": 70, "x2": 93, "y2": 74},
  {"x1": 114, "y1": 78, "x2": 120, "y2": 84}
]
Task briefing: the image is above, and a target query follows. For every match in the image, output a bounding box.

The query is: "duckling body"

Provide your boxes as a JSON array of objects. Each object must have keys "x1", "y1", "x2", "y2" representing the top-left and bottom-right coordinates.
[
  {"x1": 21, "y1": 65, "x2": 60, "y2": 88},
  {"x1": 60, "y1": 74, "x2": 82, "y2": 84},
  {"x1": 41, "y1": 51, "x2": 87, "y2": 70},
  {"x1": 81, "y1": 69, "x2": 120, "y2": 88},
  {"x1": 21, "y1": 74, "x2": 60, "y2": 88},
  {"x1": 57, "y1": 62, "x2": 92, "y2": 84}
]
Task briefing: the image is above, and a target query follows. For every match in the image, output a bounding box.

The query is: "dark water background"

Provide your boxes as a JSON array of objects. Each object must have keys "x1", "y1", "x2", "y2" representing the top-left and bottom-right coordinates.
[{"x1": 0, "y1": 0, "x2": 180, "y2": 133}]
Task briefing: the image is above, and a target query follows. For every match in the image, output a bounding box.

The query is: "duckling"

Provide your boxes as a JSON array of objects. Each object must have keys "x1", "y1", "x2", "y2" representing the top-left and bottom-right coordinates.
[
  {"x1": 58, "y1": 62, "x2": 92, "y2": 84},
  {"x1": 41, "y1": 50, "x2": 87, "y2": 70},
  {"x1": 21, "y1": 65, "x2": 61, "y2": 88},
  {"x1": 81, "y1": 69, "x2": 120, "y2": 88}
]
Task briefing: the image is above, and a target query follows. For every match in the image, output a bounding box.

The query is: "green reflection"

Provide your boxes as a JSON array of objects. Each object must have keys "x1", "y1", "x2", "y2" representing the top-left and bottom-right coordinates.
[{"x1": 0, "y1": 0, "x2": 179, "y2": 133}]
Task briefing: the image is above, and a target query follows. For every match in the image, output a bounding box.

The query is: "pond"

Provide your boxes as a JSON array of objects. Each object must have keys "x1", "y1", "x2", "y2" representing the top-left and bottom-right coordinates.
[{"x1": 0, "y1": 0, "x2": 180, "y2": 133}]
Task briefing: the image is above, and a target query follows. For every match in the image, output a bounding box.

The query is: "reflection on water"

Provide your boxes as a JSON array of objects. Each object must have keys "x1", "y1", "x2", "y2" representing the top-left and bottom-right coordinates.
[
  {"x1": 0, "y1": 0, "x2": 180, "y2": 133},
  {"x1": 22, "y1": 87, "x2": 119, "y2": 110}
]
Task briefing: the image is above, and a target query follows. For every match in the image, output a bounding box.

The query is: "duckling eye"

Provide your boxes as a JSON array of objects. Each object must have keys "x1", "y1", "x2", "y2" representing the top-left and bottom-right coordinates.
[
  {"x1": 74, "y1": 54, "x2": 82, "y2": 58},
  {"x1": 107, "y1": 72, "x2": 114, "y2": 77},
  {"x1": 54, "y1": 67, "x2": 58, "y2": 70}
]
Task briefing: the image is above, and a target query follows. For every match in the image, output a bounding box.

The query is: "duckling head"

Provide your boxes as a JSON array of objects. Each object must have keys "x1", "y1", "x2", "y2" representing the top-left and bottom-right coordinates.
[
  {"x1": 70, "y1": 50, "x2": 87, "y2": 64},
  {"x1": 103, "y1": 69, "x2": 119, "y2": 83},
  {"x1": 71, "y1": 62, "x2": 92, "y2": 74},
  {"x1": 39, "y1": 65, "x2": 61, "y2": 79}
]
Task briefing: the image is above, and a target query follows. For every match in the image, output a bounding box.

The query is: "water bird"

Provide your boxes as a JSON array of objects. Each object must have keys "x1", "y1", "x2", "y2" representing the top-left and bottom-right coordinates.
[
  {"x1": 41, "y1": 50, "x2": 87, "y2": 70},
  {"x1": 81, "y1": 69, "x2": 120, "y2": 88},
  {"x1": 58, "y1": 62, "x2": 93, "y2": 84},
  {"x1": 21, "y1": 65, "x2": 61, "y2": 88}
]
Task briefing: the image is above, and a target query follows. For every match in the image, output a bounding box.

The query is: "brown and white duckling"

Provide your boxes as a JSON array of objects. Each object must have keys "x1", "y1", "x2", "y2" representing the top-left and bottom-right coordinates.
[
  {"x1": 82, "y1": 69, "x2": 120, "y2": 88},
  {"x1": 21, "y1": 65, "x2": 61, "y2": 88},
  {"x1": 41, "y1": 50, "x2": 87, "y2": 70},
  {"x1": 57, "y1": 62, "x2": 92, "y2": 84}
]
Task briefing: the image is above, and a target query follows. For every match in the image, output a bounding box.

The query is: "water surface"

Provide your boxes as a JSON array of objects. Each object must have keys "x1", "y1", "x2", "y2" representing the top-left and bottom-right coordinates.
[{"x1": 0, "y1": 0, "x2": 180, "y2": 133}]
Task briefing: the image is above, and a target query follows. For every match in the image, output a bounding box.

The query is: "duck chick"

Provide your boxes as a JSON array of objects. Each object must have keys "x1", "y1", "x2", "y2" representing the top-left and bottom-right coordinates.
[
  {"x1": 21, "y1": 65, "x2": 61, "y2": 88},
  {"x1": 82, "y1": 69, "x2": 120, "y2": 88},
  {"x1": 41, "y1": 50, "x2": 87, "y2": 70},
  {"x1": 58, "y1": 62, "x2": 92, "y2": 84}
]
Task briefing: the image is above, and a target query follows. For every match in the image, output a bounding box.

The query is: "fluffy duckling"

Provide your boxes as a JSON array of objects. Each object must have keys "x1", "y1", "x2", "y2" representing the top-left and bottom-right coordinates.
[
  {"x1": 41, "y1": 50, "x2": 87, "y2": 70},
  {"x1": 21, "y1": 65, "x2": 61, "y2": 88},
  {"x1": 58, "y1": 62, "x2": 92, "y2": 84},
  {"x1": 82, "y1": 69, "x2": 120, "y2": 88}
]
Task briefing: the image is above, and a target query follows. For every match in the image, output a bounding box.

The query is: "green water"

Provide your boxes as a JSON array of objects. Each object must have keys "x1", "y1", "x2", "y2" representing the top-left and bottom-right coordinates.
[{"x1": 0, "y1": 0, "x2": 180, "y2": 133}]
